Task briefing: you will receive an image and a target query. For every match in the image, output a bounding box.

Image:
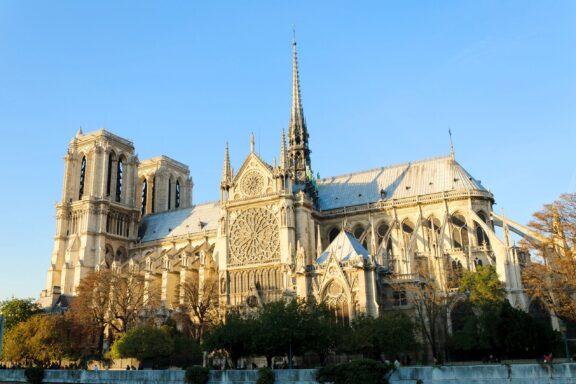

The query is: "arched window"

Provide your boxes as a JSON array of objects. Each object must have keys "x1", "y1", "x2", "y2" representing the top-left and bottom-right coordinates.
[
  {"x1": 324, "y1": 281, "x2": 350, "y2": 325},
  {"x1": 115, "y1": 158, "x2": 123, "y2": 202},
  {"x1": 141, "y1": 179, "x2": 148, "y2": 216},
  {"x1": 78, "y1": 156, "x2": 87, "y2": 199},
  {"x1": 168, "y1": 178, "x2": 172, "y2": 210},
  {"x1": 151, "y1": 176, "x2": 156, "y2": 213},
  {"x1": 353, "y1": 225, "x2": 364, "y2": 240},
  {"x1": 402, "y1": 220, "x2": 418, "y2": 251},
  {"x1": 106, "y1": 153, "x2": 114, "y2": 196},
  {"x1": 175, "y1": 180, "x2": 181, "y2": 208},
  {"x1": 475, "y1": 212, "x2": 490, "y2": 247},
  {"x1": 424, "y1": 216, "x2": 441, "y2": 252},
  {"x1": 450, "y1": 214, "x2": 469, "y2": 249},
  {"x1": 328, "y1": 227, "x2": 340, "y2": 243}
]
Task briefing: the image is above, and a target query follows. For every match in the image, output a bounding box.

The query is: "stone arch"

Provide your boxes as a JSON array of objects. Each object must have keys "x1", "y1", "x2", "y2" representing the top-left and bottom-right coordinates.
[
  {"x1": 104, "y1": 244, "x2": 114, "y2": 268},
  {"x1": 322, "y1": 278, "x2": 351, "y2": 324},
  {"x1": 401, "y1": 218, "x2": 418, "y2": 252},
  {"x1": 475, "y1": 210, "x2": 490, "y2": 247},
  {"x1": 450, "y1": 212, "x2": 469, "y2": 249}
]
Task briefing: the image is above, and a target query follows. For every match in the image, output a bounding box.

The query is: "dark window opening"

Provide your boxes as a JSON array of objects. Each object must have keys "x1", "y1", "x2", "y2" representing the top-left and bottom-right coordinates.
[
  {"x1": 141, "y1": 179, "x2": 147, "y2": 216},
  {"x1": 168, "y1": 178, "x2": 172, "y2": 210},
  {"x1": 106, "y1": 153, "x2": 113, "y2": 196},
  {"x1": 79, "y1": 156, "x2": 86, "y2": 199},
  {"x1": 151, "y1": 177, "x2": 156, "y2": 213},
  {"x1": 175, "y1": 180, "x2": 180, "y2": 208},
  {"x1": 115, "y1": 158, "x2": 123, "y2": 202}
]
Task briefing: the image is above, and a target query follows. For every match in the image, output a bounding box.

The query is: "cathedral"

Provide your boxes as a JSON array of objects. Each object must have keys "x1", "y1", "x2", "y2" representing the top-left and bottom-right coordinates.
[{"x1": 40, "y1": 39, "x2": 535, "y2": 322}]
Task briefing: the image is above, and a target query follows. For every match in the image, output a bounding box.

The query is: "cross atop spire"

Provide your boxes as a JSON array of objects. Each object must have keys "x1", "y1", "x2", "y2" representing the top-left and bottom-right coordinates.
[{"x1": 288, "y1": 32, "x2": 312, "y2": 185}]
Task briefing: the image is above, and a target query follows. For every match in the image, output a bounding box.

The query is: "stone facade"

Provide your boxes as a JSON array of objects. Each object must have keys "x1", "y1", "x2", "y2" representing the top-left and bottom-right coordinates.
[{"x1": 40, "y1": 40, "x2": 533, "y2": 322}]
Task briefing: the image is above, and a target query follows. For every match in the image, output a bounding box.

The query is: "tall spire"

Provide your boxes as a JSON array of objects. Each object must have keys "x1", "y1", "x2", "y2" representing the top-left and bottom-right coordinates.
[
  {"x1": 221, "y1": 142, "x2": 232, "y2": 185},
  {"x1": 280, "y1": 128, "x2": 287, "y2": 170},
  {"x1": 288, "y1": 31, "x2": 312, "y2": 185}
]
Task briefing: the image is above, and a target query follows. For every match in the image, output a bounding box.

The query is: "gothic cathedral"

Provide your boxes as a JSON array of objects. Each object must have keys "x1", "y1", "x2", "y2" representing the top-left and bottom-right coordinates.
[{"x1": 40, "y1": 39, "x2": 531, "y2": 322}]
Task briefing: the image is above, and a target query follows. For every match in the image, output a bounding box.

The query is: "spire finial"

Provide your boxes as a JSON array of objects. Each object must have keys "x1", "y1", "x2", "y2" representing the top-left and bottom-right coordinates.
[
  {"x1": 280, "y1": 128, "x2": 287, "y2": 170},
  {"x1": 449, "y1": 128, "x2": 455, "y2": 159},
  {"x1": 292, "y1": 26, "x2": 296, "y2": 46},
  {"x1": 288, "y1": 31, "x2": 312, "y2": 185},
  {"x1": 221, "y1": 142, "x2": 232, "y2": 185},
  {"x1": 250, "y1": 132, "x2": 255, "y2": 153}
]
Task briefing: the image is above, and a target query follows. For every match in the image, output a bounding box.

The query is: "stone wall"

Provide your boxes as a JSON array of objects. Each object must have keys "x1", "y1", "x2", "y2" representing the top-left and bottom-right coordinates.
[{"x1": 0, "y1": 364, "x2": 575, "y2": 384}]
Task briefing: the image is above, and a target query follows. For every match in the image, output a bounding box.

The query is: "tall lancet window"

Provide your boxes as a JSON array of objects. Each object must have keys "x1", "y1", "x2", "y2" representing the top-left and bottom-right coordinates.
[
  {"x1": 168, "y1": 178, "x2": 172, "y2": 210},
  {"x1": 106, "y1": 153, "x2": 113, "y2": 196},
  {"x1": 141, "y1": 179, "x2": 148, "y2": 216},
  {"x1": 151, "y1": 176, "x2": 156, "y2": 213},
  {"x1": 78, "y1": 156, "x2": 86, "y2": 199},
  {"x1": 175, "y1": 180, "x2": 180, "y2": 208},
  {"x1": 115, "y1": 158, "x2": 123, "y2": 202}
]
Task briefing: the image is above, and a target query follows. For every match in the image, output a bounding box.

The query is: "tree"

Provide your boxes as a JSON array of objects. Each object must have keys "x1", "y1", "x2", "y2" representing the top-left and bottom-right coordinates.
[
  {"x1": 203, "y1": 311, "x2": 256, "y2": 368},
  {"x1": 522, "y1": 193, "x2": 576, "y2": 323},
  {"x1": 449, "y1": 266, "x2": 562, "y2": 360},
  {"x1": 69, "y1": 269, "x2": 160, "y2": 355},
  {"x1": 2, "y1": 314, "x2": 75, "y2": 365},
  {"x1": 459, "y1": 265, "x2": 505, "y2": 306},
  {"x1": 401, "y1": 279, "x2": 455, "y2": 362},
  {"x1": 0, "y1": 298, "x2": 42, "y2": 331},
  {"x1": 111, "y1": 325, "x2": 173, "y2": 366},
  {"x1": 180, "y1": 274, "x2": 220, "y2": 343},
  {"x1": 344, "y1": 312, "x2": 416, "y2": 361}
]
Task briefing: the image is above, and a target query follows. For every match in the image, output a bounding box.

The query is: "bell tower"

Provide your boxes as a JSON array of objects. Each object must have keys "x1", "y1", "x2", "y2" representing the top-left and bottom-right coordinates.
[{"x1": 40, "y1": 129, "x2": 140, "y2": 307}]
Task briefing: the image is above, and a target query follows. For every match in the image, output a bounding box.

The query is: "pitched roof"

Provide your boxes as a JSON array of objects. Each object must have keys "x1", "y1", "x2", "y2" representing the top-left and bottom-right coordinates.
[
  {"x1": 316, "y1": 230, "x2": 369, "y2": 264},
  {"x1": 316, "y1": 155, "x2": 487, "y2": 210},
  {"x1": 138, "y1": 202, "x2": 219, "y2": 243}
]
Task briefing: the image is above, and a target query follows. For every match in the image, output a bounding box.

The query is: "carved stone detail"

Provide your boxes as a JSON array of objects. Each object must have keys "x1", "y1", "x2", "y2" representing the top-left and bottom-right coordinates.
[
  {"x1": 229, "y1": 207, "x2": 279, "y2": 265},
  {"x1": 240, "y1": 170, "x2": 264, "y2": 197}
]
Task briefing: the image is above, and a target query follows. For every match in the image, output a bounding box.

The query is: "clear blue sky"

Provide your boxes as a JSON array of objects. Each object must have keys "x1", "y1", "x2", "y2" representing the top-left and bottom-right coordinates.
[{"x1": 0, "y1": 1, "x2": 574, "y2": 300}]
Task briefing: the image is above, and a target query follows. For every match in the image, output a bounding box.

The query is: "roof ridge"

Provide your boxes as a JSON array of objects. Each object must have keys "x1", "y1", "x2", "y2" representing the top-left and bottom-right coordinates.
[{"x1": 318, "y1": 153, "x2": 453, "y2": 182}]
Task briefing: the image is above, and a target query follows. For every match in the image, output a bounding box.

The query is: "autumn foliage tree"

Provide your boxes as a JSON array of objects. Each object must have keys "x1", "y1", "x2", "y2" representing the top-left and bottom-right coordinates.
[{"x1": 522, "y1": 193, "x2": 576, "y2": 323}]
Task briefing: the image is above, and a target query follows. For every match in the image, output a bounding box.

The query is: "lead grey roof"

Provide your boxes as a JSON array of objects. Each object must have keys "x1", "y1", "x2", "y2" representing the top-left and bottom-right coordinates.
[
  {"x1": 316, "y1": 230, "x2": 369, "y2": 264},
  {"x1": 138, "y1": 202, "x2": 219, "y2": 243},
  {"x1": 316, "y1": 155, "x2": 487, "y2": 210}
]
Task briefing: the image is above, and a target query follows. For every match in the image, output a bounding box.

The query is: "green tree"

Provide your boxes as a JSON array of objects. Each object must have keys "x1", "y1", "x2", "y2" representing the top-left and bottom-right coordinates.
[
  {"x1": 459, "y1": 265, "x2": 505, "y2": 306},
  {"x1": 2, "y1": 314, "x2": 74, "y2": 365},
  {"x1": 203, "y1": 311, "x2": 256, "y2": 368},
  {"x1": 0, "y1": 298, "x2": 42, "y2": 331},
  {"x1": 111, "y1": 325, "x2": 174, "y2": 361}
]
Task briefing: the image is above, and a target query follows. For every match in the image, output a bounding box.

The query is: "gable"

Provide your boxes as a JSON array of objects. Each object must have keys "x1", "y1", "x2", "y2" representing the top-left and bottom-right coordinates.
[{"x1": 232, "y1": 153, "x2": 275, "y2": 199}]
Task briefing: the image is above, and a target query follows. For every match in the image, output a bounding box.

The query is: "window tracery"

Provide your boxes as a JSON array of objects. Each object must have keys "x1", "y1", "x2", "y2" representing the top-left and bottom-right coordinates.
[{"x1": 229, "y1": 207, "x2": 280, "y2": 265}]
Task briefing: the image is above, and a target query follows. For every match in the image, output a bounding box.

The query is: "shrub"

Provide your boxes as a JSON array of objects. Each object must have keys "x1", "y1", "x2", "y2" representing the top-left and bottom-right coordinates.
[
  {"x1": 256, "y1": 366, "x2": 274, "y2": 384},
  {"x1": 185, "y1": 365, "x2": 210, "y2": 384},
  {"x1": 24, "y1": 366, "x2": 44, "y2": 384},
  {"x1": 316, "y1": 359, "x2": 392, "y2": 384}
]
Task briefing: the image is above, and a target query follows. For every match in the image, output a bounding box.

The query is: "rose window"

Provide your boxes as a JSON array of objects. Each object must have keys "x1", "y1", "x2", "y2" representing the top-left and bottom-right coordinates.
[
  {"x1": 240, "y1": 171, "x2": 264, "y2": 197},
  {"x1": 229, "y1": 208, "x2": 280, "y2": 265}
]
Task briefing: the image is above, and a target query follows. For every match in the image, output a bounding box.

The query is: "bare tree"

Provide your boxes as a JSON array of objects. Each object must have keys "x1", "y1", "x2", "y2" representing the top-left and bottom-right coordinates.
[
  {"x1": 522, "y1": 193, "x2": 576, "y2": 322},
  {"x1": 70, "y1": 269, "x2": 160, "y2": 354},
  {"x1": 180, "y1": 273, "x2": 220, "y2": 342}
]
